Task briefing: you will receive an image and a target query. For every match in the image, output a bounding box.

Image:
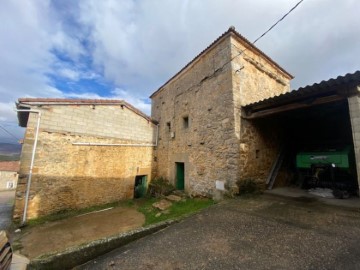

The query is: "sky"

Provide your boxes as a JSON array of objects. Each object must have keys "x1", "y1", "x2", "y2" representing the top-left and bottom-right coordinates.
[{"x1": 1, "y1": 0, "x2": 360, "y2": 143}]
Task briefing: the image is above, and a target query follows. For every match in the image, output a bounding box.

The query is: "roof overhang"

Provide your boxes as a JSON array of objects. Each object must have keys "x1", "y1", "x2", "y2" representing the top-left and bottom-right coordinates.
[{"x1": 243, "y1": 71, "x2": 360, "y2": 119}]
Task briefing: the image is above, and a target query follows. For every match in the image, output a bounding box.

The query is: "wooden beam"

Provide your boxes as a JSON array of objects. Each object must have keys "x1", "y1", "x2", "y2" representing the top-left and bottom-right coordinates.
[{"x1": 244, "y1": 95, "x2": 345, "y2": 119}]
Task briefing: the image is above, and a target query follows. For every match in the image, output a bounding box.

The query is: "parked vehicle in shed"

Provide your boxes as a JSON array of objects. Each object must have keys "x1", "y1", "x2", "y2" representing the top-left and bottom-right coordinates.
[
  {"x1": 296, "y1": 145, "x2": 358, "y2": 197},
  {"x1": 0, "y1": 230, "x2": 12, "y2": 270}
]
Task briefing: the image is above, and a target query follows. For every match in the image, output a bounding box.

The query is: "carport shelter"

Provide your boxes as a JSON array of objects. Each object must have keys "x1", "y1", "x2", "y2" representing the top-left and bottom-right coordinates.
[{"x1": 241, "y1": 71, "x2": 360, "y2": 194}]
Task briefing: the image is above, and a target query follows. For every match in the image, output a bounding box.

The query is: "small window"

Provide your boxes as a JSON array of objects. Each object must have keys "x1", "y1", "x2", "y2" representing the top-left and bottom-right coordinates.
[
  {"x1": 183, "y1": 116, "x2": 189, "y2": 129},
  {"x1": 166, "y1": 121, "x2": 171, "y2": 132}
]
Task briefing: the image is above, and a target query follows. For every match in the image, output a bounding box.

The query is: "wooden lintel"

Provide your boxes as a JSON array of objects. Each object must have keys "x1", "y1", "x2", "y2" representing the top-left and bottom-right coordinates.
[{"x1": 244, "y1": 95, "x2": 345, "y2": 119}]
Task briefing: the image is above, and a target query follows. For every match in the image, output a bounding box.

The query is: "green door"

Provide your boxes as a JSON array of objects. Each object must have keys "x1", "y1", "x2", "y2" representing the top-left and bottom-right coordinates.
[
  {"x1": 176, "y1": 163, "x2": 185, "y2": 190},
  {"x1": 134, "y1": 175, "x2": 147, "y2": 198}
]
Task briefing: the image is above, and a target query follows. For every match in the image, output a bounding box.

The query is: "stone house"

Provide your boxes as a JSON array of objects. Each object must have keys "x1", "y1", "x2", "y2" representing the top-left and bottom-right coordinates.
[
  {"x1": 15, "y1": 99, "x2": 157, "y2": 220},
  {"x1": 0, "y1": 161, "x2": 19, "y2": 190},
  {"x1": 150, "y1": 27, "x2": 292, "y2": 196},
  {"x1": 151, "y1": 27, "x2": 360, "y2": 197},
  {"x1": 15, "y1": 27, "x2": 360, "y2": 221}
]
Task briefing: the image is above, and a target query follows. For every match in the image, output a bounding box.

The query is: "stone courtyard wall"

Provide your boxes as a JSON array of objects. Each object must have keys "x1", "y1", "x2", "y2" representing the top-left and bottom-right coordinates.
[{"x1": 14, "y1": 105, "x2": 155, "y2": 220}]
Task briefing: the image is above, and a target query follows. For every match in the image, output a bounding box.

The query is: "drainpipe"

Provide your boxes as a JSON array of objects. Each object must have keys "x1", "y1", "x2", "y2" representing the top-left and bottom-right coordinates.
[
  {"x1": 16, "y1": 109, "x2": 41, "y2": 225},
  {"x1": 72, "y1": 124, "x2": 159, "y2": 147}
]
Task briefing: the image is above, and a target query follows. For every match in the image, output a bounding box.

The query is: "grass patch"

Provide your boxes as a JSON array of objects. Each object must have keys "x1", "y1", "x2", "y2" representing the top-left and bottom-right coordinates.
[
  {"x1": 137, "y1": 198, "x2": 215, "y2": 226},
  {"x1": 23, "y1": 200, "x2": 135, "y2": 227}
]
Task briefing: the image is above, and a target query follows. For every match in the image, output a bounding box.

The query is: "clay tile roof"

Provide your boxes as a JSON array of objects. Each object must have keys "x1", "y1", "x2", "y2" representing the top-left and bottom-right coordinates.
[
  {"x1": 0, "y1": 161, "x2": 20, "y2": 172},
  {"x1": 18, "y1": 98, "x2": 124, "y2": 104},
  {"x1": 17, "y1": 98, "x2": 157, "y2": 125},
  {"x1": 150, "y1": 26, "x2": 293, "y2": 98}
]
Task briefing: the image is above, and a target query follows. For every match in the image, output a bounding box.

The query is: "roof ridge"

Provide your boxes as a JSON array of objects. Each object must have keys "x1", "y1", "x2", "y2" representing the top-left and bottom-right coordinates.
[
  {"x1": 150, "y1": 26, "x2": 292, "y2": 98},
  {"x1": 18, "y1": 98, "x2": 125, "y2": 103}
]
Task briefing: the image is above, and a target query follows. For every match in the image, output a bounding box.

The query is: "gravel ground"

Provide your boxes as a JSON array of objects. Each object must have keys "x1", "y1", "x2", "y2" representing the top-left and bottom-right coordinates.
[
  {"x1": 75, "y1": 194, "x2": 360, "y2": 270},
  {"x1": 0, "y1": 190, "x2": 15, "y2": 231}
]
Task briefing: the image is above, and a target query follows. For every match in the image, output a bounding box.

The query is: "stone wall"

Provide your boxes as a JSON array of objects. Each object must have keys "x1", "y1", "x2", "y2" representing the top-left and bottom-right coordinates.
[
  {"x1": 230, "y1": 34, "x2": 291, "y2": 186},
  {"x1": 151, "y1": 31, "x2": 292, "y2": 197},
  {"x1": 239, "y1": 118, "x2": 283, "y2": 182},
  {"x1": 152, "y1": 36, "x2": 239, "y2": 196},
  {"x1": 14, "y1": 105, "x2": 156, "y2": 220},
  {"x1": 230, "y1": 35, "x2": 291, "y2": 107},
  {"x1": 26, "y1": 104, "x2": 155, "y2": 143},
  {"x1": 0, "y1": 170, "x2": 18, "y2": 190},
  {"x1": 348, "y1": 93, "x2": 360, "y2": 190}
]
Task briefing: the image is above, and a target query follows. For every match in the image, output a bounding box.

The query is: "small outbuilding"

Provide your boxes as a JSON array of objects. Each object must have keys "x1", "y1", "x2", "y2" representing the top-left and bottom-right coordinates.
[{"x1": 15, "y1": 98, "x2": 157, "y2": 221}]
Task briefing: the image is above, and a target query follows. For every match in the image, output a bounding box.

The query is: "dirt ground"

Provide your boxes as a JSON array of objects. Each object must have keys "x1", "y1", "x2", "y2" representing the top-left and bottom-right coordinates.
[
  {"x1": 16, "y1": 206, "x2": 144, "y2": 259},
  {"x1": 76, "y1": 195, "x2": 360, "y2": 270}
]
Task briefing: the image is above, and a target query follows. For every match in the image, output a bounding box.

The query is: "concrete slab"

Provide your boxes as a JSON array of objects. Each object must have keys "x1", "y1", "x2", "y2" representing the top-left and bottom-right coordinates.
[
  {"x1": 10, "y1": 253, "x2": 30, "y2": 270},
  {"x1": 15, "y1": 206, "x2": 145, "y2": 259}
]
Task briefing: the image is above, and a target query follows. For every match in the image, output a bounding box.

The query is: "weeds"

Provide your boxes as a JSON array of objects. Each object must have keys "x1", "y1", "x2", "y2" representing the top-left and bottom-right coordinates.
[
  {"x1": 147, "y1": 177, "x2": 175, "y2": 198},
  {"x1": 138, "y1": 198, "x2": 214, "y2": 226}
]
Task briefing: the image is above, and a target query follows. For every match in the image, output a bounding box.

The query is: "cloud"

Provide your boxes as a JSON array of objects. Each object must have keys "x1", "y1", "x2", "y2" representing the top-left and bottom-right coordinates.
[
  {"x1": 58, "y1": 68, "x2": 81, "y2": 81},
  {"x1": 111, "y1": 88, "x2": 151, "y2": 115},
  {"x1": 1, "y1": 0, "x2": 360, "y2": 142}
]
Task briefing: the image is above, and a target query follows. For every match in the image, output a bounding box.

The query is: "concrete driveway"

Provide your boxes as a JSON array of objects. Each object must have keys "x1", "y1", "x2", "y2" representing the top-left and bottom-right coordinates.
[
  {"x1": 0, "y1": 190, "x2": 15, "y2": 230},
  {"x1": 76, "y1": 194, "x2": 360, "y2": 270}
]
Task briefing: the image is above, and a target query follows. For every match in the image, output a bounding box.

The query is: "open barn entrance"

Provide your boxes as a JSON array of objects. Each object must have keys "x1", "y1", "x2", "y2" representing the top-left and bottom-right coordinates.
[
  {"x1": 242, "y1": 99, "x2": 358, "y2": 198},
  {"x1": 275, "y1": 100, "x2": 357, "y2": 196},
  {"x1": 241, "y1": 71, "x2": 360, "y2": 199}
]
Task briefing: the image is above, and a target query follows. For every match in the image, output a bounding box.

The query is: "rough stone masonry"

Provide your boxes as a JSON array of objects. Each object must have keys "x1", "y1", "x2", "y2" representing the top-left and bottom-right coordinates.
[
  {"x1": 150, "y1": 27, "x2": 292, "y2": 197},
  {"x1": 14, "y1": 100, "x2": 157, "y2": 220}
]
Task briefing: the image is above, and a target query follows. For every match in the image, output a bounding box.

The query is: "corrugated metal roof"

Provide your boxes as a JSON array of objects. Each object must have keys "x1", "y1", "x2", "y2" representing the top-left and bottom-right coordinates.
[
  {"x1": 244, "y1": 71, "x2": 360, "y2": 109},
  {"x1": 16, "y1": 98, "x2": 157, "y2": 126},
  {"x1": 150, "y1": 26, "x2": 293, "y2": 98}
]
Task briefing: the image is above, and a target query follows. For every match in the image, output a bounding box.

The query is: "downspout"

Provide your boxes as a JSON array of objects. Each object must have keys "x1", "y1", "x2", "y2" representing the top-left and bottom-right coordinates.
[
  {"x1": 16, "y1": 109, "x2": 41, "y2": 225},
  {"x1": 72, "y1": 124, "x2": 159, "y2": 147}
]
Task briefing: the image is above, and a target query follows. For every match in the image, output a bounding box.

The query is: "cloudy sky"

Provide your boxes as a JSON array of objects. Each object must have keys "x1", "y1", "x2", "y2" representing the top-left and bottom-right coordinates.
[{"x1": 1, "y1": 0, "x2": 360, "y2": 143}]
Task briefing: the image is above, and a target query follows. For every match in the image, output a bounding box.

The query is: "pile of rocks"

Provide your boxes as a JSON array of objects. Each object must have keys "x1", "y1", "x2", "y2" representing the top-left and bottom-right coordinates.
[{"x1": 152, "y1": 192, "x2": 187, "y2": 217}]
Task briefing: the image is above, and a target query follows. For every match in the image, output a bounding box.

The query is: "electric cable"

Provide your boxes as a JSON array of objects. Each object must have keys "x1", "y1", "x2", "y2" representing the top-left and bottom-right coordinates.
[
  {"x1": 0, "y1": 124, "x2": 20, "y2": 142},
  {"x1": 253, "y1": 0, "x2": 304, "y2": 44}
]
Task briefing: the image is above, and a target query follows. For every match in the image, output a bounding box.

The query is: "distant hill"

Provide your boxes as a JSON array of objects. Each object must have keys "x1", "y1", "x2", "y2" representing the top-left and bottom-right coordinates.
[{"x1": 0, "y1": 143, "x2": 21, "y2": 161}]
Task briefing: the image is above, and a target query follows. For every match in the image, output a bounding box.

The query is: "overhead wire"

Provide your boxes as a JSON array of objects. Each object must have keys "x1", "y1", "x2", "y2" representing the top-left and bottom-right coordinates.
[
  {"x1": 0, "y1": 124, "x2": 20, "y2": 142},
  {"x1": 253, "y1": 0, "x2": 304, "y2": 44},
  {"x1": 231, "y1": 0, "x2": 305, "y2": 66},
  {"x1": 156, "y1": 0, "x2": 305, "y2": 100}
]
